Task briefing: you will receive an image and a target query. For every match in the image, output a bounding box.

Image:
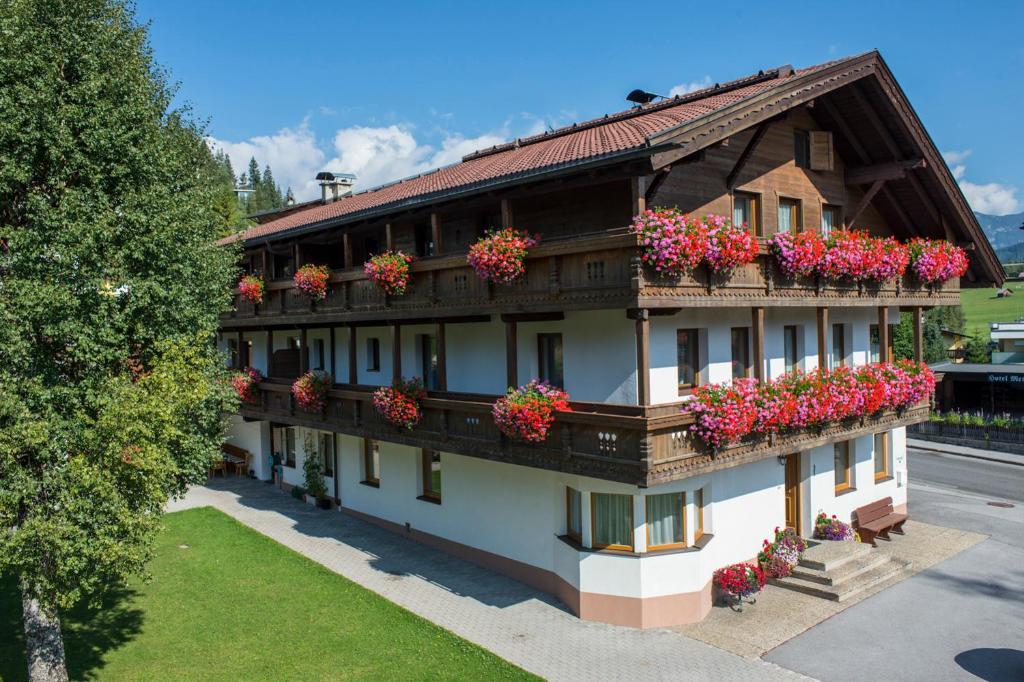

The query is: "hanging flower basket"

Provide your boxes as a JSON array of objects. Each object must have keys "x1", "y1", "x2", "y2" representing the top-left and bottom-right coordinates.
[
  {"x1": 768, "y1": 231, "x2": 825, "y2": 279},
  {"x1": 294, "y1": 264, "x2": 330, "y2": 301},
  {"x1": 291, "y1": 370, "x2": 332, "y2": 412},
  {"x1": 631, "y1": 207, "x2": 708, "y2": 278},
  {"x1": 757, "y1": 527, "x2": 808, "y2": 578},
  {"x1": 466, "y1": 227, "x2": 540, "y2": 284},
  {"x1": 364, "y1": 250, "x2": 415, "y2": 296},
  {"x1": 230, "y1": 367, "x2": 263, "y2": 405},
  {"x1": 702, "y1": 215, "x2": 759, "y2": 274},
  {"x1": 907, "y1": 238, "x2": 969, "y2": 285},
  {"x1": 814, "y1": 512, "x2": 855, "y2": 541},
  {"x1": 713, "y1": 563, "x2": 766, "y2": 611},
  {"x1": 492, "y1": 380, "x2": 571, "y2": 443},
  {"x1": 238, "y1": 274, "x2": 265, "y2": 304},
  {"x1": 372, "y1": 377, "x2": 427, "y2": 430}
]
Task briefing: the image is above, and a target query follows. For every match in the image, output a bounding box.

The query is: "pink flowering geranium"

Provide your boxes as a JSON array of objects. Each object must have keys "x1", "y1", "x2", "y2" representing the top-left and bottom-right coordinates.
[
  {"x1": 291, "y1": 370, "x2": 332, "y2": 412},
  {"x1": 230, "y1": 367, "x2": 263, "y2": 405},
  {"x1": 769, "y1": 231, "x2": 825, "y2": 278},
  {"x1": 864, "y1": 236, "x2": 910, "y2": 282},
  {"x1": 631, "y1": 207, "x2": 709, "y2": 278},
  {"x1": 907, "y1": 238, "x2": 969, "y2": 285},
  {"x1": 493, "y1": 380, "x2": 571, "y2": 443},
  {"x1": 702, "y1": 214, "x2": 760, "y2": 274},
  {"x1": 238, "y1": 274, "x2": 265, "y2": 304},
  {"x1": 294, "y1": 264, "x2": 330, "y2": 300},
  {"x1": 364, "y1": 250, "x2": 415, "y2": 296},
  {"x1": 683, "y1": 379, "x2": 759, "y2": 449},
  {"x1": 372, "y1": 377, "x2": 427, "y2": 430},
  {"x1": 758, "y1": 527, "x2": 808, "y2": 578},
  {"x1": 818, "y1": 230, "x2": 911, "y2": 283},
  {"x1": 466, "y1": 227, "x2": 540, "y2": 284}
]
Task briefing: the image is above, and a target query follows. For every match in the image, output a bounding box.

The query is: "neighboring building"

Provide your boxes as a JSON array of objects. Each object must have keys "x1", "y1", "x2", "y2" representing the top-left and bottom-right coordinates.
[
  {"x1": 940, "y1": 327, "x2": 972, "y2": 363},
  {"x1": 217, "y1": 51, "x2": 1001, "y2": 628},
  {"x1": 932, "y1": 362, "x2": 1024, "y2": 416},
  {"x1": 990, "y1": 321, "x2": 1024, "y2": 364}
]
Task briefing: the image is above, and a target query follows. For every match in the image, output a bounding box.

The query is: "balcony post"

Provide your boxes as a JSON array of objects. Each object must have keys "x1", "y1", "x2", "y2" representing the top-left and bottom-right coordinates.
[
  {"x1": 348, "y1": 325, "x2": 357, "y2": 384},
  {"x1": 391, "y1": 322, "x2": 402, "y2": 384},
  {"x1": 430, "y1": 212, "x2": 442, "y2": 255},
  {"x1": 342, "y1": 233, "x2": 353, "y2": 269},
  {"x1": 752, "y1": 306, "x2": 765, "y2": 381},
  {"x1": 265, "y1": 329, "x2": 273, "y2": 377},
  {"x1": 293, "y1": 242, "x2": 301, "y2": 270},
  {"x1": 631, "y1": 176, "x2": 647, "y2": 215},
  {"x1": 236, "y1": 330, "x2": 243, "y2": 369},
  {"x1": 299, "y1": 327, "x2": 308, "y2": 374},
  {"x1": 912, "y1": 306, "x2": 924, "y2": 363},
  {"x1": 261, "y1": 246, "x2": 270, "y2": 277},
  {"x1": 635, "y1": 309, "x2": 651, "y2": 405},
  {"x1": 436, "y1": 321, "x2": 447, "y2": 391},
  {"x1": 385, "y1": 223, "x2": 393, "y2": 251},
  {"x1": 329, "y1": 326, "x2": 336, "y2": 380},
  {"x1": 878, "y1": 306, "x2": 890, "y2": 363},
  {"x1": 505, "y1": 320, "x2": 517, "y2": 390},
  {"x1": 501, "y1": 198, "x2": 513, "y2": 227},
  {"x1": 817, "y1": 306, "x2": 829, "y2": 370}
]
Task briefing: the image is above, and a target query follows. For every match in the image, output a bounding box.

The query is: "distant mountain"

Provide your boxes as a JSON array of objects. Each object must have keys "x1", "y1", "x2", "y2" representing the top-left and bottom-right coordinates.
[
  {"x1": 996, "y1": 241, "x2": 1024, "y2": 265},
  {"x1": 974, "y1": 211, "x2": 1024, "y2": 252}
]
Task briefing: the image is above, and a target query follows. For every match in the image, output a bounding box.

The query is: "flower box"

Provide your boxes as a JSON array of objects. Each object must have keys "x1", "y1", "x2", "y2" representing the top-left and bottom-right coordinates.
[
  {"x1": 492, "y1": 381, "x2": 571, "y2": 443},
  {"x1": 291, "y1": 370, "x2": 332, "y2": 412},
  {"x1": 238, "y1": 274, "x2": 265, "y2": 304},
  {"x1": 372, "y1": 377, "x2": 427, "y2": 430},
  {"x1": 631, "y1": 209, "x2": 757, "y2": 278},
  {"x1": 908, "y1": 238, "x2": 969, "y2": 286},
  {"x1": 466, "y1": 227, "x2": 540, "y2": 284},
  {"x1": 293, "y1": 264, "x2": 330, "y2": 301},
  {"x1": 230, "y1": 367, "x2": 263, "y2": 405},
  {"x1": 364, "y1": 251, "x2": 415, "y2": 296}
]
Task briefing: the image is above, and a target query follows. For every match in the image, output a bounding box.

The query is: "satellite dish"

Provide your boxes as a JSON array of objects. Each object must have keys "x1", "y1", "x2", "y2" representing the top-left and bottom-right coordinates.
[{"x1": 626, "y1": 89, "x2": 662, "y2": 105}]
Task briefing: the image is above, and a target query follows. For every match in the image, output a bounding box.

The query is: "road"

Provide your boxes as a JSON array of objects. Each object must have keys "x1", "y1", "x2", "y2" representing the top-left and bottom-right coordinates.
[{"x1": 766, "y1": 447, "x2": 1024, "y2": 682}]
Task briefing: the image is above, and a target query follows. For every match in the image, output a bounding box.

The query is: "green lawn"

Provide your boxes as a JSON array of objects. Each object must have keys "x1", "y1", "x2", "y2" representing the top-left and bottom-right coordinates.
[
  {"x1": 960, "y1": 281, "x2": 1024, "y2": 335},
  {"x1": 0, "y1": 507, "x2": 536, "y2": 681}
]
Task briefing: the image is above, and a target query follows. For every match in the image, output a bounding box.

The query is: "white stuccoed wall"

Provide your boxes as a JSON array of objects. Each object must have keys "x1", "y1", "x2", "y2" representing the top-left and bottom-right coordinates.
[{"x1": 224, "y1": 415, "x2": 271, "y2": 480}]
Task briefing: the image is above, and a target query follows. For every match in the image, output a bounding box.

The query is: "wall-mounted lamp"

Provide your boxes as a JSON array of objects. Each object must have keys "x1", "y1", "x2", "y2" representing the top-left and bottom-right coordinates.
[{"x1": 777, "y1": 454, "x2": 788, "y2": 466}]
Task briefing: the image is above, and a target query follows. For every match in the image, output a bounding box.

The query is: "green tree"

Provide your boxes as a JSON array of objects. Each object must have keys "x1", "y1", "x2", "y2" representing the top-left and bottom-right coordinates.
[
  {"x1": 208, "y1": 148, "x2": 247, "y2": 235},
  {"x1": 0, "y1": 1, "x2": 237, "y2": 679},
  {"x1": 965, "y1": 333, "x2": 991, "y2": 363}
]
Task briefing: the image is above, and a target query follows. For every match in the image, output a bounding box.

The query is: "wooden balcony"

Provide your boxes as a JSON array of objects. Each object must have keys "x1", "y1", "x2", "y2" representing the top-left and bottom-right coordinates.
[
  {"x1": 221, "y1": 232, "x2": 960, "y2": 328},
  {"x1": 240, "y1": 381, "x2": 930, "y2": 486}
]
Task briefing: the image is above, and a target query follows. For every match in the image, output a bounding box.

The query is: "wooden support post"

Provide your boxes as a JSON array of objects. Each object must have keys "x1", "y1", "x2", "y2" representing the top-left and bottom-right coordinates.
[
  {"x1": 635, "y1": 310, "x2": 651, "y2": 405},
  {"x1": 430, "y1": 213, "x2": 442, "y2": 255},
  {"x1": 236, "y1": 331, "x2": 243, "y2": 369},
  {"x1": 265, "y1": 330, "x2": 273, "y2": 377},
  {"x1": 436, "y1": 321, "x2": 447, "y2": 391},
  {"x1": 912, "y1": 306, "x2": 924, "y2": 363},
  {"x1": 817, "y1": 307, "x2": 829, "y2": 369},
  {"x1": 299, "y1": 327, "x2": 308, "y2": 374},
  {"x1": 505, "y1": 320, "x2": 518, "y2": 390},
  {"x1": 261, "y1": 246, "x2": 270, "y2": 277},
  {"x1": 348, "y1": 326, "x2": 357, "y2": 384},
  {"x1": 631, "y1": 176, "x2": 647, "y2": 216},
  {"x1": 500, "y1": 199, "x2": 513, "y2": 227},
  {"x1": 752, "y1": 307, "x2": 765, "y2": 381},
  {"x1": 385, "y1": 223, "x2": 393, "y2": 251},
  {"x1": 878, "y1": 306, "x2": 890, "y2": 363},
  {"x1": 391, "y1": 323, "x2": 402, "y2": 384},
  {"x1": 342, "y1": 233, "x2": 353, "y2": 269},
  {"x1": 726, "y1": 120, "x2": 772, "y2": 190},
  {"x1": 846, "y1": 179, "x2": 885, "y2": 230},
  {"x1": 329, "y1": 327, "x2": 336, "y2": 380},
  {"x1": 293, "y1": 242, "x2": 301, "y2": 270}
]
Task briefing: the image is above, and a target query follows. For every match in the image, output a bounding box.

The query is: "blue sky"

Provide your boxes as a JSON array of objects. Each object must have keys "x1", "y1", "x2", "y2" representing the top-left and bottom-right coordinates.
[{"x1": 138, "y1": 0, "x2": 1024, "y2": 214}]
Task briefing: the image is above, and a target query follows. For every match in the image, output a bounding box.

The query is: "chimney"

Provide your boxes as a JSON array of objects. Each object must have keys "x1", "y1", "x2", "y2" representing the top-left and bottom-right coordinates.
[{"x1": 315, "y1": 171, "x2": 356, "y2": 203}]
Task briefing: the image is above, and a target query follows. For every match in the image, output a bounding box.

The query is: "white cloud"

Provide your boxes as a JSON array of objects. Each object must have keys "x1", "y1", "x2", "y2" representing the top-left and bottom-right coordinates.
[
  {"x1": 943, "y1": 149, "x2": 1021, "y2": 215},
  {"x1": 669, "y1": 76, "x2": 712, "y2": 97},
  {"x1": 207, "y1": 122, "x2": 325, "y2": 200}
]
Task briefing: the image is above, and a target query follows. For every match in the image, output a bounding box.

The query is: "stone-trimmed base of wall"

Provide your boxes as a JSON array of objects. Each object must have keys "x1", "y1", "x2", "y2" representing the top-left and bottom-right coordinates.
[{"x1": 340, "y1": 505, "x2": 711, "y2": 628}]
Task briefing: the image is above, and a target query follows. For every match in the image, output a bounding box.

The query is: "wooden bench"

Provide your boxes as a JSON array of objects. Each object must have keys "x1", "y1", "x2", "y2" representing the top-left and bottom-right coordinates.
[
  {"x1": 220, "y1": 443, "x2": 252, "y2": 477},
  {"x1": 852, "y1": 496, "x2": 907, "y2": 547}
]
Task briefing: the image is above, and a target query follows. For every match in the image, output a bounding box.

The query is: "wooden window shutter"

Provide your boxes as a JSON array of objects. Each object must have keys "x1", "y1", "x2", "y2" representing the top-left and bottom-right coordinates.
[{"x1": 809, "y1": 131, "x2": 834, "y2": 171}]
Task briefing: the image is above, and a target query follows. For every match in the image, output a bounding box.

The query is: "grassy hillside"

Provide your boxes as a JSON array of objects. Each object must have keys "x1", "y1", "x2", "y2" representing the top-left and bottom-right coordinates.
[{"x1": 960, "y1": 282, "x2": 1024, "y2": 334}]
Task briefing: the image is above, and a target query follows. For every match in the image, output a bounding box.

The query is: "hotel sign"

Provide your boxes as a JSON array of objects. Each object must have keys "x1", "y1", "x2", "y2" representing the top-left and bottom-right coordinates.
[{"x1": 986, "y1": 373, "x2": 1024, "y2": 386}]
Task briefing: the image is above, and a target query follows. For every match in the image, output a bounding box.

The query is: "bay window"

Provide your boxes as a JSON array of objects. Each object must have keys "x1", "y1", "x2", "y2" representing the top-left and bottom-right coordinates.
[
  {"x1": 645, "y1": 492, "x2": 685, "y2": 550},
  {"x1": 591, "y1": 493, "x2": 633, "y2": 551}
]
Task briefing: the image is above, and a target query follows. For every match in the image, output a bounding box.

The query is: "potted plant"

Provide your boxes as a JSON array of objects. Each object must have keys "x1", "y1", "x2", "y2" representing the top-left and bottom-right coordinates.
[
  {"x1": 813, "y1": 512, "x2": 855, "y2": 541},
  {"x1": 303, "y1": 434, "x2": 331, "y2": 509},
  {"x1": 293, "y1": 263, "x2": 331, "y2": 301},
  {"x1": 713, "y1": 562, "x2": 766, "y2": 611},
  {"x1": 292, "y1": 370, "x2": 332, "y2": 412},
  {"x1": 364, "y1": 250, "x2": 415, "y2": 296},
  {"x1": 230, "y1": 367, "x2": 263, "y2": 405},
  {"x1": 238, "y1": 274, "x2": 265, "y2": 304},
  {"x1": 757, "y1": 527, "x2": 808, "y2": 578},
  {"x1": 466, "y1": 227, "x2": 540, "y2": 284},
  {"x1": 372, "y1": 377, "x2": 427, "y2": 429},
  {"x1": 492, "y1": 380, "x2": 571, "y2": 443}
]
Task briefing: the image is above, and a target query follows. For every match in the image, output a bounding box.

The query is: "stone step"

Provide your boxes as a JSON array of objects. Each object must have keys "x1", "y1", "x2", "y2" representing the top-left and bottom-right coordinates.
[
  {"x1": 771, "y1": 557, "x2": 912, "y2": 602},
  {"x1": 797, "y1": 539, "x2": 872, "y2": 572},
  {"x1": 790, "y1": 551, "x2": 891, "y2": 586}
]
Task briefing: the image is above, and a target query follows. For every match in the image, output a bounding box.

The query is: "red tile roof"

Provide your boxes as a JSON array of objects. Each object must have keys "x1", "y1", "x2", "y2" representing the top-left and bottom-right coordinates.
[{"x1": 226, "y1": 57, "x2": 855, "y2": 245}]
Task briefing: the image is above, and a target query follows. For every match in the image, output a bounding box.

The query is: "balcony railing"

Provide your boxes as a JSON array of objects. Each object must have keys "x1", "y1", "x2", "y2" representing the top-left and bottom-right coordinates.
[
  {"x1": 222, "y1": 232, "x2": 960, "y2": 326},
  {"x1": 241, "y1": 380, "x2": 929, "y2": 485}
]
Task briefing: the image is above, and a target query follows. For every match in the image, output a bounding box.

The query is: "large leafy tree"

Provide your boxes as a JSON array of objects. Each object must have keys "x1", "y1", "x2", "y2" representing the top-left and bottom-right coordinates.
[{"x1": 0, "y1": 1, "x2": 237, "y2": 679}]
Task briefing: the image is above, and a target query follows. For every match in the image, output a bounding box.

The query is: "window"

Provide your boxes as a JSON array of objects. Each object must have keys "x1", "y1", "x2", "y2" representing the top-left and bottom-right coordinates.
[
  {"x1": 733, "y1": 192, "x2": 760, "y2": 237},
  {"x1": 537, "y1": 333, "x2": 564, "y2": 388},
  {"x1": 414, "y1": 222, "x2": 435, "y2": 257},
  {"x1": 694, "y1": 487, "x2": 706, "y2": 540},
  {"x1": 418, "y1": 334, "x2": 439, "y2": 390},
  {"x1": 241, "y1": 339, "x2": 252, "y2": 369},
  {"x1": 566, "y1": 488, "x2": 582, "y2": 542},
  {"x1": 831, "y1": 323, "x2": 846, "y2": 368},
  {"x1": 227, "y1": 337, "x2": 240, "y2": 369},
  {"x1": 421, "y1": 450, "x2": 441, "y2": 501},
  {"x1": 834, "y1": 441, "x2": 852, "y2": 493},
  {"x1": 272, "y1": 252, "x2": 294, "y2": 279},
  {"x1": 319, "y1": 432, "x2": 335, "y2": 478},
  {"x1": 874, "y1": 432, "x2": 891, "y2": 481},
  {"x1": 366, "y1": 338, "x2": 380, "y2": 372},
  {"x1": 646, "y1": 492, "x2": 685, "y2": 550},
  {"x1": 314, "y1": 338, "x2": 325, "y2": 371},
  {"x1": 778, "y1": 198, "x2": 802, "y2": 234},
  {"x1": 731, "y1": 327, "x2": 751, "y2": 380},
  {"x1": 285, "y1": 428, "x2": 296, "y2": 468},
  {"x1": 821, "y1": 205, "x2": 841, "y2": 237},
  {"x1": 784, "y1": 325, "x2": 799, "y2": 374},
  {"x1": 794, "y1": 130, "x2": 811, "y2": 169},
  {"x1": 677, "y1": 328, "x2": 700, "y2": 394},
  {"x1": 362, "y1": 439, "x2": 380, "y2": 486},
  {"x1": 591, "y1": 493, "x2": 633, "y2": 551}
]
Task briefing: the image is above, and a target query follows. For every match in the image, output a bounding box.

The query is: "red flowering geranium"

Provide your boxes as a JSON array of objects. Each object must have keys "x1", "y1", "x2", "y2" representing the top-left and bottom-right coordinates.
[
  {"x1": 467, "y1": 227, "x2": 540, "y2": 284},
  {"x1": 291, "y1": 370, "x2": 332, "y2": 412},
  {"x1": 684, "y1": 379, "x2": 759, "y2": 450},
  {"x1": 864, "y1": 236, "x2": 910, "y2": 282},
  {"x1": 703, "y1": 214, "x2": 760, "y2": 274},
  {"x1": 294, "y1": 264, "x2": 330, "y2": 300},
  {"x1": 364, "y1": 250, "x2": 415, "y2": 296},
  {"x1": 231, "y1": 367, "x2": 263, "y2": 404},
  {"x1": 238, "y1": 274, "x2": 265, "y2": 304},
  {"x1": 631, "y1": 207, "x2": 709, "y2": 277},
  {"x1": 768, "y1": 231, "x2": 825, "y2": 278},
  {"x1": 714, "y1": 563, "x2": 766, "y2": 598},
  {"x1": 372, "y1": 377, "x2": 427, "y2": 430},
  {"x1": 907, "y1": 238, "x2": 969, "y2": 285},
  {"x1": 818, "y1": 230, "x2": 910, "y2": 283},
  {"x1": 492, "y1": 380, "x2": 571, "y2": 443}
]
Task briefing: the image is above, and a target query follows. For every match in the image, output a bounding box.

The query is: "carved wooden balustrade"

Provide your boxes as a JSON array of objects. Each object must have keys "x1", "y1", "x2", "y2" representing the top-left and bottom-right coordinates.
[
  {"x1": 242, "y1": 380, "x2": 930, "y2": 486},
  {"x1": 222, "y1": 232, "x2": 960, "y2": 327}
]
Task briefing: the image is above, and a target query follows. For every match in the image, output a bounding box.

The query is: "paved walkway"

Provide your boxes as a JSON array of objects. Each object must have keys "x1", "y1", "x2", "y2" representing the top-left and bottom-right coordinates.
[{"x1": 169, "y1": 479, "x2": 803, "y2": 681}]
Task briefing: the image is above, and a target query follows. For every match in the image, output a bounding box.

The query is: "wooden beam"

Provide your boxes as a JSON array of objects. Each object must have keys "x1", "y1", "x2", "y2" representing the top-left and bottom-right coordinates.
[
  {"x1": 436, "y1": 322, "x2": 447, "y2": 392},
  {"x1": 329, "y1": 326, "x2": 336, "y2": 380},
  {"x1": 912, "y1": 306, "x2": 924, "y2": 363},
  {"x1": 644, "y1": 168, "x2": 671, "y2": 203},
  {"x1": 348, "y1": 325, "x2": 357, "y2": 384},
  {"x1": 236, "y1": 331, "x2": 243, "y2": 369},
  {"x1": 430, "y1": 213, "x2": 442, "y2": 255},
  {"x1": 500, "y1": 198, "x2": 513, "y2": 227},
  {"x1": 845, "y1": 159, "x2": 925, "y2": 186},
  {"x1": 391, "y1": 323, "x2": 402, "y2": 384},
  {"x1": 630, "y1": 176, "x2": 647, "y2": 215},
  {"x1": 727, "y1": 120, "x2": 772, "y2": 190},
  {"x1": 342, "y1": 233, "x2": 353, "y2": 269},
  {"x1": 500, "y1": 312, "x2": 564, "y2": 323},
  {"x1": 751, "y1": 307, "x2": 765, "y2": 381},
  {"x1": 845, "y1": 179, "x2": 885, "y2": 229},
  {"x1": 817, "y1": 307, "x2": 829, "y2": 369},
  {"x1": 265, "y1": 330, "x2": 273, "y2": 376},
  {"x1": 505, "y1": 320, "x2": 518, "y2": 390},
  {"x1": 299, "y1": 328, "x2": 308, "y2": 374},
  {"x1": 851, "y1": 82, "x2": 902, "y2": 158},
  {"x1": 293, "y1": 242, "x2": 301, "y2": 270},
  {"x1": 261, "y1": 246, "x2": 270, "y2": 278},
  {"x1": 878, "y1": 307, "x2": 890, "y2": 363},
  {"x1": 385, "y1": 223, "x2": 393, "y2": 251},
  {"x1": 635, "y1": 310, "x2": 650, "y2": 405}
]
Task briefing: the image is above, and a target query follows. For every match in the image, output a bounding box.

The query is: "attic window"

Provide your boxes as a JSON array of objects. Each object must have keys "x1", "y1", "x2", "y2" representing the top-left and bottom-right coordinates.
[
  {"x1": 794, "y1": 130, "x2": 810, "y2": 169},
  {"x1": 794, "y1": 130, "x2": 834, "y2": 171}
]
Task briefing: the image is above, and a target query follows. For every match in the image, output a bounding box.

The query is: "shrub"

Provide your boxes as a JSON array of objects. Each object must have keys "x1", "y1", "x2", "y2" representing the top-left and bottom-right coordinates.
[
  {"x1": 364, "y1": 250, "x2": 415, "y2": 296},
  {"x1": 302, "y1": 433, "x2": 327, "y2": 501},
  {"x1": 492, "y1": 380, "x2": 571, "y2": 443},
  {"x1": 294, "y1": 264, "x2": 331, "y2": 300},
  {"x1": 466, "y1": 227, "x2": 540, "y2": 284},
  {"x1": 372, "y1": 377, "x2": 427, "y2": 430},
  {"x1": 238, "y1": 274, "x2": 265, "y2": 304},
  {"x1": 292, "y1": 370, "x2": 332, "y2": 412}
]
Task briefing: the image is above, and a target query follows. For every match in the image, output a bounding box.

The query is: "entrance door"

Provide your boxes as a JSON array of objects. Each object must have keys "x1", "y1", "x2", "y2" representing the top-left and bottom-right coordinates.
[{"x1": 784, "y1": 453, "x2": 801, "y2": 534}]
